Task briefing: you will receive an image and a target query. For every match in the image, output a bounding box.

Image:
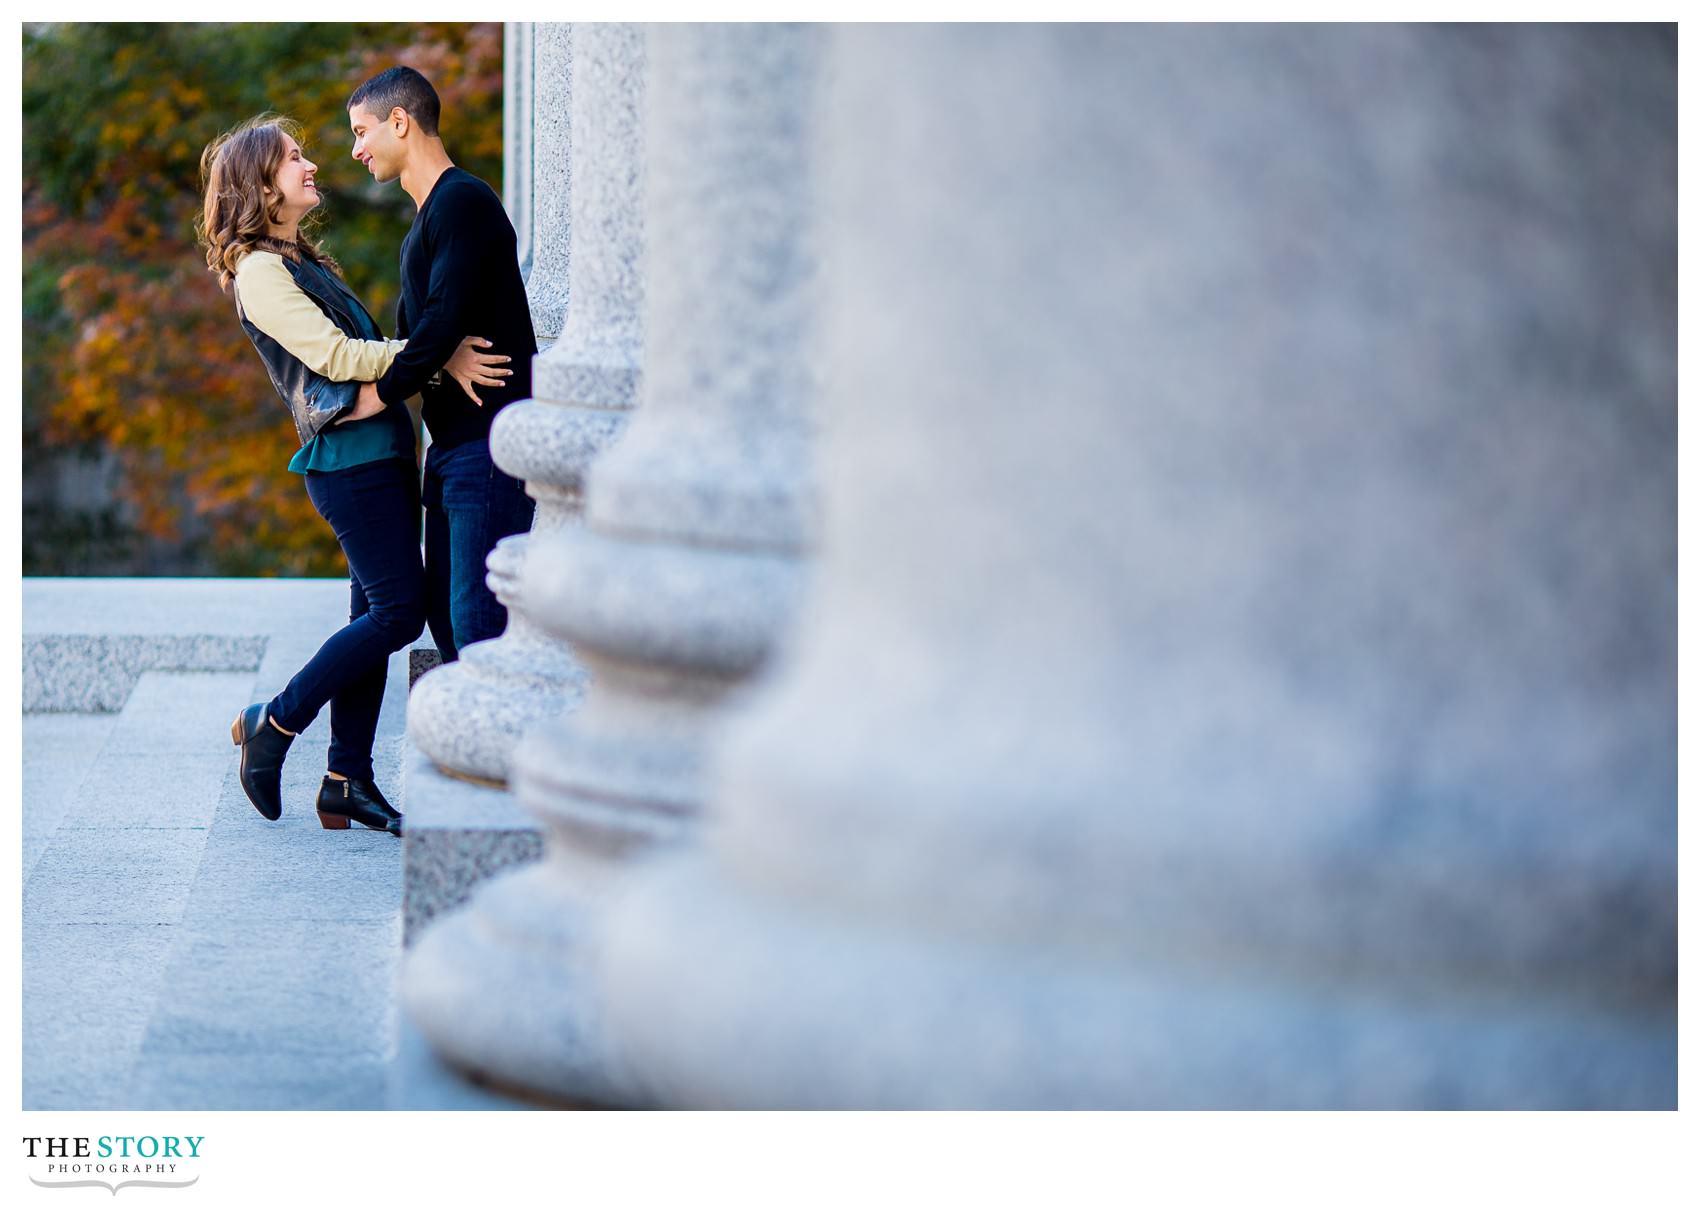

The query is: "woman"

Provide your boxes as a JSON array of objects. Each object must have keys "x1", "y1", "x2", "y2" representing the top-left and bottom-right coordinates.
[{"x1": 198, "y1": 114, "x2": 508, "y2": 835}]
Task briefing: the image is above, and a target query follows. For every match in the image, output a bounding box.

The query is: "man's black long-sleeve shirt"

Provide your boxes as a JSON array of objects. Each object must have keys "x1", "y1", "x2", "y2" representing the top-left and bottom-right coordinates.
[{"x1": 375, "y1": 166, "x2": 536, "y2": 452}]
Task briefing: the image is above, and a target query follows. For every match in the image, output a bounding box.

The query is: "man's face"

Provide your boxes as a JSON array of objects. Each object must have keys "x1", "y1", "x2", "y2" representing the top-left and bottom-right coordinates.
[{"x1": 349, "y1": 104, "x2": 404, "y2": 183}]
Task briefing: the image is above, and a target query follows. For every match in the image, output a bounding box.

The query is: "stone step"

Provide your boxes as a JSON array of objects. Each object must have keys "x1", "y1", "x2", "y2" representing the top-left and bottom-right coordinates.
[
  {"x1": 22, "y1": 669, "x2": 255, "y2": 1110},
  {"x1": 22, "y1": 575, "x2": 535, "y2": 1110},
  {"x1": 23, "y1": 576, "x2": 348, "y2": 711},
  {"x1": 126, "y1": 645, "x2": 410, "y2": 1110},
  {"x1": 22, "y1": 711, "x2": 120, "y2": 880},
  {"x1": 409, "y1": 637, "x2": 444, "y2": 688},
  {"x1": 24, "y1": 634, "x2": 265, "y2": 712},
  {"x1": 398, "y1": 739, "x2": 544, "y2": 946}
]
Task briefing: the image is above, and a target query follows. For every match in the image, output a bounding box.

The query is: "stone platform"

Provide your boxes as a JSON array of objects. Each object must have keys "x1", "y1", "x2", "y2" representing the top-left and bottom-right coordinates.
[
  {"x1": 21, "y1": 578, "x2": 533, "y2": 1110},
  {"x1": 399, "y1": 740, "x2": 544, "y2": 945}
]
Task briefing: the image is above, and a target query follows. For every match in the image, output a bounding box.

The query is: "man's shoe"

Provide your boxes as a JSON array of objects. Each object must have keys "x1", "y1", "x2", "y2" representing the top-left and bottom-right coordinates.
[
  {"x1": 316, "y1": 776, "x2": 403, "y2": 836},
  {"x1": 230, "y1": 703, "x2": 293, "y2": 821}
]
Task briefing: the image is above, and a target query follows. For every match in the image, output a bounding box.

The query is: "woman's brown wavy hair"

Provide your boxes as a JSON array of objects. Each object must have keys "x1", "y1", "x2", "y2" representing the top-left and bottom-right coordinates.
[{"x1": 197, "y1": 114, "x2": 340, "y2": 292}]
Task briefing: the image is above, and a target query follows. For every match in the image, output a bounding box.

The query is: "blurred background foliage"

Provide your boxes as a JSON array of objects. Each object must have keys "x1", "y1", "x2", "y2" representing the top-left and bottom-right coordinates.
[{"x1": 22, "y1": 22, "x2": 503, "y2": 575}]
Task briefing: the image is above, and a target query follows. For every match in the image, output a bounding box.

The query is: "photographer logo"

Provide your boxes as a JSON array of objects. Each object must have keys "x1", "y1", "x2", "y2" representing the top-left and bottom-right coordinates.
[{"x1": 22, "y1": 1135, "x2": 203, "y2": 1195}]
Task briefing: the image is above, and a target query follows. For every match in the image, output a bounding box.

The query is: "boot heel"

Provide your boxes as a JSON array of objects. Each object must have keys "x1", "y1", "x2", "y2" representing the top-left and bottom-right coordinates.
[
  {"x1": 317, "y1": 811, "x2": 351, "y2": 830},
  {"x1": 230, "y1": 716, "x2": 245, "y2": 746}
]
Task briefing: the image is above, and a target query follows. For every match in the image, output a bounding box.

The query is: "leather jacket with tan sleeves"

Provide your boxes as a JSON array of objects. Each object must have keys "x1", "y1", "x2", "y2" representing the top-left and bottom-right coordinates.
[{"x1": 231, "y1": 247, "x2": 405, "y2": 448}]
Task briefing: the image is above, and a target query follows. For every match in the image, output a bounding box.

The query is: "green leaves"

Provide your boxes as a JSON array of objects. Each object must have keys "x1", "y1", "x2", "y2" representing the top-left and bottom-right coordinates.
[{"x1": 24, "y1": 22, "x2": 503, "y2": 575}]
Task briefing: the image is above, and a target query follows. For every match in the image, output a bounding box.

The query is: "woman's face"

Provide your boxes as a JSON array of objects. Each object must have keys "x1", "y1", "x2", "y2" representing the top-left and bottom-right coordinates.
[{"x1": 268, "y1": 133, "x2": 320, "y2": 223}]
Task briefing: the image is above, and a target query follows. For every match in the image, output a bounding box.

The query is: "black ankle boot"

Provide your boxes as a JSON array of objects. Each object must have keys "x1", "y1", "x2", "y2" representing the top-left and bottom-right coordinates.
[
  {"x1": 230, "y1": 703, "x2": 293, "y2": 821},
  {"x1": 316, "y1": 776, "x2": 403, "y2": 836}
]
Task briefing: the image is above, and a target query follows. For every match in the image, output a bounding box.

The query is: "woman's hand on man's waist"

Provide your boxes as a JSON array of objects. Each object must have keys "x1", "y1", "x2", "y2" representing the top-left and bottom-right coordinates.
[{"x1": 334, "y1": 381, "x2": 387, "y2": 426}]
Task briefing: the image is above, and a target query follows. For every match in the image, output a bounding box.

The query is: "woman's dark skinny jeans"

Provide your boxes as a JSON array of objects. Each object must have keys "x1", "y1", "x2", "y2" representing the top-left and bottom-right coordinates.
[{"x1": 268, "y1": 456, "x2": 426, "y2": 782}]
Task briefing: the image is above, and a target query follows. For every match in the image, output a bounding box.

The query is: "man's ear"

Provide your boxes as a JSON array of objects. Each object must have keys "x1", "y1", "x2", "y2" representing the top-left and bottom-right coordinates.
[{"x1": 390, "y1": 107, "x2": 410, "y2": 139}]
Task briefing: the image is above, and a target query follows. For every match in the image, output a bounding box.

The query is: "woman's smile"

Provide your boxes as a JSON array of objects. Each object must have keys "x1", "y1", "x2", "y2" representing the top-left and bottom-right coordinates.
[{"x1": 271, "y1": 133, "x2": 321, "y2": 220}]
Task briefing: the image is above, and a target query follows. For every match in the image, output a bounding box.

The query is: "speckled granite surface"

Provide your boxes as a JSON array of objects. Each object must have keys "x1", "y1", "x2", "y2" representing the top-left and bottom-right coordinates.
[
  {"x1": 24, "y1": 634, "x2": 267, "y2": 711},
  {"x1": 22, "y1": 576, "x2": 426, "y2": 1110},
  {"x1": 399, "y1": 742, "x2": 544, "y2": 945},
  {"x1": 22, "y1": 578, "x2": 352, "y2": 712},
  {"x1": 600, "y1": 25, "x2": 1676, "y2": 1109},
  {"x1": 409, "y1": 641, "x2": 444, "y2": 688}
]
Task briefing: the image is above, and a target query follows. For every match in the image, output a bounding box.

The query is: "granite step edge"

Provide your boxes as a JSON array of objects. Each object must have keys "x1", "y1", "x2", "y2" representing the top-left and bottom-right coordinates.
[{"x1": 399, "y1": 741, "x2": 544, "y2": 946}]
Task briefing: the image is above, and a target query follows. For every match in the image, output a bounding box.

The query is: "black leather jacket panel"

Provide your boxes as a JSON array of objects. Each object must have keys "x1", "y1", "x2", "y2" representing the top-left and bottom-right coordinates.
[{"x1": 232, "y1": 253, "x2": 381, "y2": 447}]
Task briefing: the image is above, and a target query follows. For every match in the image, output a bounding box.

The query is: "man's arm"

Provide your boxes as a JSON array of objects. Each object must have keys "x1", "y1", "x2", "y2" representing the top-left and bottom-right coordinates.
[{"x1": 374, "y1": 184, "x2": 494, "y2": 406}]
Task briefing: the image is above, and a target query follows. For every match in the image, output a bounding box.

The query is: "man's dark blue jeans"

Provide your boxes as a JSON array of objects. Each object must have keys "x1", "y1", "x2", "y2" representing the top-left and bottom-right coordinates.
[
  {"x1": 421, "y1": 436, "x2": 535, "y2": 663},
  {"x1": 268, "y1": 456, "x2": 427, "y2": 782}
]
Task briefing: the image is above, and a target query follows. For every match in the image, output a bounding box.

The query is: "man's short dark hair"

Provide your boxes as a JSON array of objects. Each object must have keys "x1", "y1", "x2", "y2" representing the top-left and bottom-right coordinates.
[{"x1": 348, "y1": 66, "x2": 442, "y2": 137}]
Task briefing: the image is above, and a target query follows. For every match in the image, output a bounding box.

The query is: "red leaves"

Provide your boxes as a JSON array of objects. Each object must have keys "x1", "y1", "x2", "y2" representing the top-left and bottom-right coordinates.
[{"x1": 27, "y1": 22, "x2": 500, "y2": 574}]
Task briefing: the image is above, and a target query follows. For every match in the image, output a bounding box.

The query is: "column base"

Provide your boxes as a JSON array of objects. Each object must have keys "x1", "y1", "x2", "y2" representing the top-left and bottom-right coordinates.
[
  {"x1": 385, "y1": 1018, "x2": 548, "y2": 1110},
  {"x1": 407, "y1": 632, "x2": 589, "y2": 784},
  {"x1": 402, "y1": 858, "x2": 645, "y2": 1107},
  {"x1": 599, "y1": 852, "x2": 1679, "y2": 1110}
]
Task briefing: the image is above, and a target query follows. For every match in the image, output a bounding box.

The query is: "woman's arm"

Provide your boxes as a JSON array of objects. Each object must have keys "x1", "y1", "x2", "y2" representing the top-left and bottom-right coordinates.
[{"x1": 234, "y1": 251, "x2": 404, "y2": 383}]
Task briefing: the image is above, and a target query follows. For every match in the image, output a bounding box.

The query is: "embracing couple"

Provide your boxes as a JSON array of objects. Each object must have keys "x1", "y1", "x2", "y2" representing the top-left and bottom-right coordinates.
[{"x1": 197, "y1": 67, "x2": 535, "y2": 837}]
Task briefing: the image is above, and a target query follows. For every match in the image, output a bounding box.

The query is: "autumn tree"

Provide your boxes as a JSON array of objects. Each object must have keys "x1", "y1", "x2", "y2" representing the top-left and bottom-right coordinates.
[{"x1": 23, "y1": 22, "x2": 503, "y2": 575}]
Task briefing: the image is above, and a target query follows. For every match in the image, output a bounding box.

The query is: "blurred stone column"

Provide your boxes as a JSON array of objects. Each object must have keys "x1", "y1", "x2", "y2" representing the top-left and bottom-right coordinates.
[
  {"x1": 399, "y1": 23, "x2": 643, "y2": 947},
  {"x1": 404, "y1": 23, "x2": 819, "y2": 1104},
  {"x1": 598, "y1": 25, "x2": 1677, "y2": 1108},
  {"x1": 502, "y1": 21, "x2": 536, "y2": 285},
  {"x1": 408, "y1": 22, "x2": 641, "y2": 788},
  {"x1": 521, "y1": 21, "x2": 573, "y2": 346}
]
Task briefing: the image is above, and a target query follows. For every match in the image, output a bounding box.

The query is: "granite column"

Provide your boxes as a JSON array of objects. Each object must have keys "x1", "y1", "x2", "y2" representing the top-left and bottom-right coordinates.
[
  {"x1": 404, "y1": 23, "x2": 819, "y2": 1104},
  {"x1": 596, "y1": 24, "x2": 1676, "y2": 1108},
  {"x1": 400, "y1": 22, "x2": 644, "y2": 938}
]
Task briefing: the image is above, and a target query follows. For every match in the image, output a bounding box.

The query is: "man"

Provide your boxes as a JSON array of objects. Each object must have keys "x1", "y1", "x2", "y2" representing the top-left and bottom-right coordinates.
[{"x1": 347, "y1": 65, "x2": 537, "y2": 663}]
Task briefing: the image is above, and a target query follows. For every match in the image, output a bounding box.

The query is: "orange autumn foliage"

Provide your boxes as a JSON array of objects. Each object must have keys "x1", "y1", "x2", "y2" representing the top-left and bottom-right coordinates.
[{"x1": 24, "y1": 22, "x2": 504, "y2": 575}]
